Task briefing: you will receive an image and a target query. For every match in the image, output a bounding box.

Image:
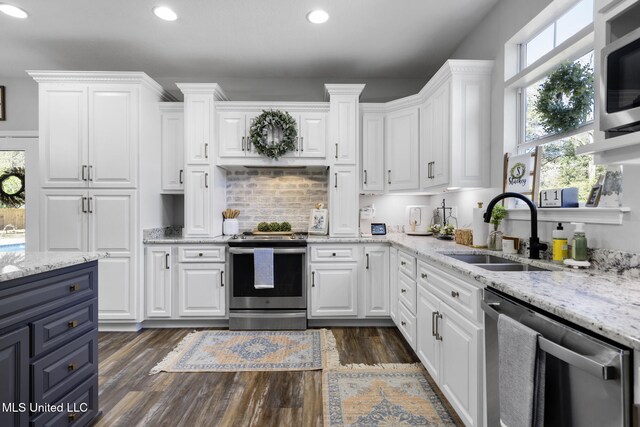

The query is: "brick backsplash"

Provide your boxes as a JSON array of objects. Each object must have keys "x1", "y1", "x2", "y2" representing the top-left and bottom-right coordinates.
[{"x1": 225, "y1": 169, "x2": 328, "y2": 232}]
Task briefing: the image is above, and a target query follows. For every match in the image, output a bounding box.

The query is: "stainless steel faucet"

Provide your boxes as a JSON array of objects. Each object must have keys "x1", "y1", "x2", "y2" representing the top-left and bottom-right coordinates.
[{"x1": 483, "y1": 192, "x2": 548, "y2": 260}]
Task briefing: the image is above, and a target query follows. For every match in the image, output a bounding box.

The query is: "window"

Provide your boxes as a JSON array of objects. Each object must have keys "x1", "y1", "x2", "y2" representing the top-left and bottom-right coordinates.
[{"x1": 515, "y1": 0, "x2": 602, "y2": 203}]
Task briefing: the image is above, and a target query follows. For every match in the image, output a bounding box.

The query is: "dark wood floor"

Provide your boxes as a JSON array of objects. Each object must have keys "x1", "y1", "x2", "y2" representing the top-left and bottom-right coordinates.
[{"x1": 95, "y1": 327, "x2": 451, "y2": 427}]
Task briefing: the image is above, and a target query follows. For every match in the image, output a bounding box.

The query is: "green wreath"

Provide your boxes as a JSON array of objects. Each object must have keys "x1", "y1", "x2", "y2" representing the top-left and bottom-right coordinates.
[
  {"x1": 249, "y1": 110, "x2": 298, "y2": 160},
  {"x1": 534, "y1": 61, "x2": 594, "y2": 134},
  {"x1": 0, "y1": 166, "x2": 25, "y2": 208}
]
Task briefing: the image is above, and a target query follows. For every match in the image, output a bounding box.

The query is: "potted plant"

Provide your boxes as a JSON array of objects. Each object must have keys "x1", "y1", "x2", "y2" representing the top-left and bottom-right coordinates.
[
  {"x1": 488, "y1": 205, "x2": 507, "y2": 250},
  {"x1": 437, "y1": 223, "x2": 455, "y2": 240},
  {"x1": 428, "y1": 223, "x2": 442, "y2": 236}
]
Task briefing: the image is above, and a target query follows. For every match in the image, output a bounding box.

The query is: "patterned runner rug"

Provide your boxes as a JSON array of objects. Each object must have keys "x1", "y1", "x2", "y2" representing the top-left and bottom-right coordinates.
[
  {"x1": 323, "y1": 365, "x2": 462, "y2": 426},
  {"x1": 150, "y1": 329, "x2": 339, "y2": 374}
]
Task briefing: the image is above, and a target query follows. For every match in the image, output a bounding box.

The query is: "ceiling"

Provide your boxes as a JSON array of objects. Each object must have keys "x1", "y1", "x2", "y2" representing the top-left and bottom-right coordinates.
[{"x1": 0, "y1": 0, "x2": 500, "y2": 102}]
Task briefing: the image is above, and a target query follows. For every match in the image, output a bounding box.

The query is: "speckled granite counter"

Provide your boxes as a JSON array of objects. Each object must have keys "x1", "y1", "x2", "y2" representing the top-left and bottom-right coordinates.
[{"x1": 0, "y1": 252, "x2": 106, "y2": 282}]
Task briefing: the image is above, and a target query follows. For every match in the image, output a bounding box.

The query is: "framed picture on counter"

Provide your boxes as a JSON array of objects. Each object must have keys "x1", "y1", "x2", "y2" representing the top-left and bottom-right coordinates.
[
  {"x1": 585, "y1": 184, "x2": 602, "y2": 207},
  {"x1": 0, "y1": 86, "x2": 5, "y2": 121},
  {"x1": 308, "y1": 209, "x2": 328, "y2": 235}
]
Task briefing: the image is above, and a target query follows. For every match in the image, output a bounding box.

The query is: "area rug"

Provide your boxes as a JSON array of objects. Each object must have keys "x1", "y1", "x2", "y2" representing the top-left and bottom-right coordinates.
[
  {"x1": 150, "y1": 329, "x2": 339, "y2": 374},
  {"x1": 323, "y1": 365, "x2": 461, "y2": 426}
]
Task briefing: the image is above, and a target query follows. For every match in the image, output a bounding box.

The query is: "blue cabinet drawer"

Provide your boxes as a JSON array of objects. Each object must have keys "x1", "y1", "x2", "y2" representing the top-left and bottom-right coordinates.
[
  {"x1": 0, "y1": 265, "x2": 97, "y2": 333},
  {"x1": 30, "y1": 373, "x2": 98, "y2": 427},
  {"x1": 31, "y1": 299, "x2": 97, "y2": 358},
  {"x1": 31, "y1": 331, "x2": 97, "y2": 406}
]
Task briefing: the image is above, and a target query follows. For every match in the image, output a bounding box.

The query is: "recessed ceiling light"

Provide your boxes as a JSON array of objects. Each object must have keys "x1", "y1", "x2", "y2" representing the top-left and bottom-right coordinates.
[
  {"x1": 306, "y1": 9, "x2": 329, "y2": 24},
  {"x1": 153, "y1": 6, "x2": 177, "y2": 21},
  {"x1": 0, "y1": 3, "x2": 28, "y2": 19}
]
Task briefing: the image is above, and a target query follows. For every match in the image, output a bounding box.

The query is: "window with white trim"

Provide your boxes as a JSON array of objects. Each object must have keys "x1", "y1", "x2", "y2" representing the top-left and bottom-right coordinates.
[{"x1": 514, "y1": 0, "x2": 606, "y2": 202}]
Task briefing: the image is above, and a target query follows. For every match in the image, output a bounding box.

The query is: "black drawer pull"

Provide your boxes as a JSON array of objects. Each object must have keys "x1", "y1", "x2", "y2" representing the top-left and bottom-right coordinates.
[
  {"x1": 332, "y1": 253, "x2": 336, "y2": 256},
  {"x1": 400, "y1": 261, "x2": 406, "y2": 266},
  {"x1": 401, "y1": 321, "x2": 406, "y2": 326},
  {"x1": 198, "y1": 253, "x2": 203, "y2": 256},
  {"x1": 67, "y1": 363, "x2": 77, "y2": 372},
  {"x1": 400, "y1": 289, "x2": 406, "y2": 294},
  {"x1": 69, "y1": 284, "x2": 80, "y2": 292},
  {"x1": 451, "y1": 291, "x2": 460, "y2": 298},
  {"x1": 68, "y1": 320, "x2": 78, "y2": 329},
  {"x1": 421, "y1": 273, "x2": 427, "y2": 279}
]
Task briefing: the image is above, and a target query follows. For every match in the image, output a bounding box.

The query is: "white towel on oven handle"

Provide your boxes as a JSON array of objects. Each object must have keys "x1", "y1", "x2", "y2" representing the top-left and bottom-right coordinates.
[{"x1": 253, "y1": 248, "x2": 274, "y2": 289}]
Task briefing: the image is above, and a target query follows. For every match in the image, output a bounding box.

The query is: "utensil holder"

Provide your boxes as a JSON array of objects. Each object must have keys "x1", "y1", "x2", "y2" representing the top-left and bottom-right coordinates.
[{"x1": 223, "y1": 219, "x2": 239, "y2": 236}]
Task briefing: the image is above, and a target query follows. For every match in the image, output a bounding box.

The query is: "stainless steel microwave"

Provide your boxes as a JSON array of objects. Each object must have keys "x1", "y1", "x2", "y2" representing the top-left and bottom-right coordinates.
[{"x1": 601, "y1": 26, "x2": 640, "y2": 134}]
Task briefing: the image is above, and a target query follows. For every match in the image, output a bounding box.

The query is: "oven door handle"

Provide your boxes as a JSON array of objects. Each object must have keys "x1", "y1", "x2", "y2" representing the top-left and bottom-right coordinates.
[{"x1": 228, "y1": 248, "x2": 307, "y2": 255}]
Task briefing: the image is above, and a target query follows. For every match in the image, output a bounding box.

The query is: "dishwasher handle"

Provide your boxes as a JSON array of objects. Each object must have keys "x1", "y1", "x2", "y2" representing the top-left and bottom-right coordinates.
[{"x1": 481, "y1": 299, "x2": 618, "y2": 381}]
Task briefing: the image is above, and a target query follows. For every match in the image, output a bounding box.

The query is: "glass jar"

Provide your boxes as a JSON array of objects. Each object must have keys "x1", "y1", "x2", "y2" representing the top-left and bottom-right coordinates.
[{"x1": 488, "y1": 229, "x2": 503, "y2": 251}]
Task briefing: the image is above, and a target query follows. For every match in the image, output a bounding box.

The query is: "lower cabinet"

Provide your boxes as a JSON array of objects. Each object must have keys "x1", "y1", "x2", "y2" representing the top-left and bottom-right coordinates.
[
  {"x1": 145, "y1": 246, "x2": 173, "y2": 318},
  {"x1": 309, "y1": 263, "x2": 359, "y2": 317},
  {"x1": 363, "y1": 245, "x2": 390, "y2": 316},
  {"x1": 0, "y1": 327, "x2": 29, "y2": 427},
  {"x1": 178, "y1": 263, "x2": 226, "y2": 317},
  {"x1": 389, "y1": 247, "x2": 398, "y2": 321}
]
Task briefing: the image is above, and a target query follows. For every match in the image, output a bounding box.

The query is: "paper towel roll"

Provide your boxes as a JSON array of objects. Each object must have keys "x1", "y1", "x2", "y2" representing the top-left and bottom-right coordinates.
[{"x1": 472, "y1": 207, "x2": 489, "y2": 247}]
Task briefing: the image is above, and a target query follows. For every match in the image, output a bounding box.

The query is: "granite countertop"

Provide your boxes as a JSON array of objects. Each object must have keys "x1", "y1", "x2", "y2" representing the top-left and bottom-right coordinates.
[{"x1": 0, "y1": 252, "x2": 106, "y2": 282}]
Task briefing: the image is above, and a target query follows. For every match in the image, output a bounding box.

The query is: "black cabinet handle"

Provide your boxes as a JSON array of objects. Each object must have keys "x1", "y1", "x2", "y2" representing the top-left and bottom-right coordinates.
[
  {"x1": 82, "y1": 165, "x2": 87, "y2": 181},
  {"x1": 179, "y1": 169, "x2": 184, "y2": 184},
  {"x1": 335, "y1": 143, "x2": 338, "y2": 159},
  {"x1": 81, "y1": 197, "x2": 87, "y2": 213},
  {"x1": 334, "y1": 173, "x2": 338, "y2": 189},
  {"x1": 312, "y1": 271, "x2": 315, "y2": 287},
  {"x1": 205, "y1": 143, "x2": 209, "y2": 158},
  {"x1": 165, "y1": 253, "x2": 170, "y2": 269},
  {"x1": 300, "y1": 137, "x2": 304, "y2": 151},
  {"x1": 388, "y1": 170, "x2": 391, "y2": 185},
  {"x1": 364, "y1": 169, "x2": 368, "y2": 185},
  {"x1": 88, "y1": 165, "x2": 93, "y2": 181},
  {"x1": 221, "y1": 271, "x2": 225, "y2": 287},
  {"x1": 432, "y1": 312, "x2": 438, "y2": 337},
  {"x1": 88, "y1": 197, "x2": 93, "y2": 214},
  {"x1": 241, "y1": 136, "x2": 245, "y2": 151},
  {"x1": 366, "y1": 253, "x2": 370, "y2": 269},
  {"x1": 205, "y1": 173, "x2": 209, "y2": 188},
  {"x1": 421, "y1": 273, "x2": 427, "y2": 279}
]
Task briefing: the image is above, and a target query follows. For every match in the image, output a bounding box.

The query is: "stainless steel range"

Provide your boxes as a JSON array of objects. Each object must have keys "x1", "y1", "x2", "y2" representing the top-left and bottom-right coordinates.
[{"x1": 228, "y1": 233, "x2": 307, "y2": 330}]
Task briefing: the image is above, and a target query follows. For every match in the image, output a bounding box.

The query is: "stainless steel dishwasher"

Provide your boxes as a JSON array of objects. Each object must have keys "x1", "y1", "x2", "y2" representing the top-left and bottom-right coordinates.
[{"x1": 482, "y1": 288, "x2": 633, "y2": 427}]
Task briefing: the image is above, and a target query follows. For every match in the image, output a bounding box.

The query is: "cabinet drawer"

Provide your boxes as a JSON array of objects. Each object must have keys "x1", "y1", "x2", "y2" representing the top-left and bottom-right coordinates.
[
  {"x1": 178, "y1": 246, "x2": 225, "y2": 262},
  {"x1": 0, "y1": 265, "x2": 96, "y2": 332},
  {"x1": 310, "y1": 246, "x2": 358, "y2": 262},
  {"x1": 398, "y1": 251, "x2": 416, "y2": 279},
  {"x1": 398, "y1": 272, "x2": 416, "y2": 315},
  {"x1": 31, "y1": 298, "x2": 97, "y2": 358},
  {"x1": 30, "y1": 373, "x2": 98, "y2": 427},
  {"x1": 418, "y1": 261, "x2": 481, "y2": 323},
  {"x1": 32, "y1": 330, "x2": 98, "y2": 405},
  {"x1": 398, "y1": 301, "x2": 417, "y2": 350}
]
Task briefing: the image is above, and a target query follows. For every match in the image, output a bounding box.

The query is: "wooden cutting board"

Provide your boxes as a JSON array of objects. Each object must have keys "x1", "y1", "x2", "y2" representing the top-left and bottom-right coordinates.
[{"x1": 252, "y1": 231, "x2": 293, "y2": 235}]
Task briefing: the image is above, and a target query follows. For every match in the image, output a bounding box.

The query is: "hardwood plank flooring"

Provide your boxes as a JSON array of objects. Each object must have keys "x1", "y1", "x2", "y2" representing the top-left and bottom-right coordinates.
[{"x1": 95, "y1": 327, "x2": 456, "y2": 427}]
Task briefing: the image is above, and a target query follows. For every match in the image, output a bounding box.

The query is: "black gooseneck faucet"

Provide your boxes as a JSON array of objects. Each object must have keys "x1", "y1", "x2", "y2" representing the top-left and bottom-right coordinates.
[{"x1": 483, "y1": 192, "x2": 548, "y2": 260}]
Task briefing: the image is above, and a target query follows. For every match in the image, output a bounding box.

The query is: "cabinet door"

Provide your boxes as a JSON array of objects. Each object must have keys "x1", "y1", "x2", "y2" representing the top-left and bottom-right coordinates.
[
  {"x1": 416, "y1": 287, "x2": 441, "y2": 383},
  {"x1": 40, "y1": 85, "x2": 88, "y2": 188},
  {"x1": 145, "y1": 246, "x2": 173, "y2": 318},
  {"x1": 385, "y1": 108, "x2": 420, "y2": 191},
  {"x1": 218, "y1": 112, "x2": 246, "y2": 157},
  {"x1": 178, "y1": 263, "x2": 226, "y2": 317},
  {"x1": 310, "y1": 264, "x2": 358, "y2": 317},
  {"x1": 389, "y1": 247, "x2": 398, "y2": 322},
  {"x1": 88, "y1": 86, "x2": 138, "y2": 188},
  {"x1": 90, "y1": 191, "x2": 136, "y2": 320},
  {"x1": 185, "y1": 94, "x2": 213, "y2": 164},
  {"x1": 244, "y1": 112, "x2": 262, "y2": 158},
  {"x1": 329, "y1": 166, "x2": 358, "y2": 237},
  {"x1": 422, "y1": 82, "x2": 450, "y2": 189},
  {"x1": 161, "y1": 111, "x2": 185, "y2": 191},
  {"x1": 40, "y1": 190, "x2": 88, "y2": 252},
  {"x1": 361, "y1": 113, "x2": 385, "y2": 192},
  {"x1": 184, "y1": 166, "x2": 212, "y2": 236},
  {"x1": 363, "y1": 246, "x2": 390, "y2": 317},
  {"x1": 0, "y1": 327, "x2": 29, "y2": 427},
  {"x1": 439, "y1": 302, "x2": 481, "y2": 427},
  {"x1": 330, "y1": 96, "x2": 357, "y2": 164},
  {"x1": 299, "y1": 113, "x2": 327, "y2": 158}
]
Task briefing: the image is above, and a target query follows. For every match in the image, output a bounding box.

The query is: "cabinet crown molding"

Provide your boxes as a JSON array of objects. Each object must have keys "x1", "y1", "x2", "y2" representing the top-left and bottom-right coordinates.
[
  {"x1": 27, "y1": 70, "x2": 177, "y2": 101},
  {"x1": 216, "y1": 101, "x2": 329, "y2": 113},
  {"x1": 176, "y1": 83, "x2": 228, "y2": 101},
  {"x1": 158, "y1": 102, "x2": 184, "y2": 113},
  {"x1": 324, "y1": 84, "x2": 366, "y2": 100}
]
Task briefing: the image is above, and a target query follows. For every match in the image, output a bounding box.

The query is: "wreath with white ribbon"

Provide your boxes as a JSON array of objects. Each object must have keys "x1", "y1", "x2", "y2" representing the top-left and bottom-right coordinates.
[
  {"x1": 0, "y1": 166, "x2": 25, "y2": 208},
  {"x1": 534, "y1": 61, "x2": 594, "y2": 134},
  {"x1": 248, "y1": 110, "x2": 298, "y2": 160}
]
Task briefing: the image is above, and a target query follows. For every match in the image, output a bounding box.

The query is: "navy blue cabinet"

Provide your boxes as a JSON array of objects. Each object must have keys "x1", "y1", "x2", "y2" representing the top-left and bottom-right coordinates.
[{"x1": 0, "y1": 261, "x2": 99, "y2": 427}]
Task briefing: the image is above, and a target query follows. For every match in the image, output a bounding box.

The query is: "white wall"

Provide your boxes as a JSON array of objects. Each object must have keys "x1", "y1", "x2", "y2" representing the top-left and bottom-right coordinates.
[
  {"x1": 359, "y1": 194, "x2": 432, "y2": 226},
  {"x1": 428, "y1": 0, "x2": 639, "y2": 252},
  {"x1": 0, "y1": 76, "x2": 38, "y2": 131}
]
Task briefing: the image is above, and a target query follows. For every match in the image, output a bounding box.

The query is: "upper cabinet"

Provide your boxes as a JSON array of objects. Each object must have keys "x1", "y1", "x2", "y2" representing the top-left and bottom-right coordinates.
[
  {"x1": 361, "y1": 113, "x2": 385, "y2": 193},
  {"x1": 385, "y1": 107, "x2": 420, "y2": 191},
  {"x1": 420, "y1": 60, "x2": 493, "y2": 191},
  {"x1": 37, "y1": 83, "x2": 138, "y2": 188},
  {"x1": 327, "y1": 84, "x2": 365, "y2": 166},
  {"x1": 218, "y1": 111, "x2": 261, "y2": 158},
  {"x1": 297, "y1": 112, "x2": 327, "y2": 158},
  {"x1": 184, "y1": 93, "x2": 214, "y2": 164},
  {"x1": 160, "y1": 103, "x2": 185, "y2": 193}
]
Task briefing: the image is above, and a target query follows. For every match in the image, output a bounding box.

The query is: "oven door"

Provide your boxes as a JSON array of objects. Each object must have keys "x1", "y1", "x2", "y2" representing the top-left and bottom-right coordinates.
[{"x1": 229, "y1": 247, "x2": 306, "y2": 310}]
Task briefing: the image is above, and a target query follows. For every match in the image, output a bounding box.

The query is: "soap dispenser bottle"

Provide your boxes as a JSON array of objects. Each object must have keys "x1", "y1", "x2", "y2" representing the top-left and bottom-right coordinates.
[
  {"x1": 571, "y1": 223, "x2": 588, "y2": 261},
  {"x1": 552, "y1": 223, "x2": 568, "y2": 262}
]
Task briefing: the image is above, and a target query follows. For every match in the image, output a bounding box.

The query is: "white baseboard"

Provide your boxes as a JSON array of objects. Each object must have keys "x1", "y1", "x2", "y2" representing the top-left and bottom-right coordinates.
[
  {"x1": 308, "y1": 318, "x2": 394, "y2": 327},
  {"x1": 141, "y1": 319, "x2": 230, "y2": 329},
  {"x1": 98, "y1": 322, "x2": 143, "y2": 332}
]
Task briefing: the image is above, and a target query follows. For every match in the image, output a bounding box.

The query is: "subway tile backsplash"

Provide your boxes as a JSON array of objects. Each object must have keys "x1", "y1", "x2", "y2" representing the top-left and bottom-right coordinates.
[{"x1": 225, "y1": 169, "x2": 328, "y2": 232}]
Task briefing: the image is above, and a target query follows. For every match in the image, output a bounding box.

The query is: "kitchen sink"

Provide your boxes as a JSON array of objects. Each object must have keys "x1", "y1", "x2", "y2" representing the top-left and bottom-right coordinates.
[{"x1": 443, "y1": 252, "x2": 550, "y2": 272}]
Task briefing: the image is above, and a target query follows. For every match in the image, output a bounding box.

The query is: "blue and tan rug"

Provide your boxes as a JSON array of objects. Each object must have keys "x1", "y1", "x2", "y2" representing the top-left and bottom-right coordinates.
[
  {"x1": 323, "y1": 365, "x2": 461, "y2": 426},
  {"x1": 150, "y1": 329, "x2": 339, "y2": 374}
]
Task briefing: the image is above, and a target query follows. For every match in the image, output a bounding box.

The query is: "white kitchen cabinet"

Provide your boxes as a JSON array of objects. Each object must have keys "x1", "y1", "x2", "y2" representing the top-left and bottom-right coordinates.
[
  {"x1": 145, "y1": 246, "x2": 173, "y2": 318},
  {"x1": 160, "y1": 103, "x2": 184, "y2": 192},
  {"x1": 389, "y1": 247, "x2": 398, "y2": 322},
  {"x1": 361, "y1": 113, "x2": 385, "y2": 192},
  {"x1": 178, "y1": 263, "x2": 226, "y2": 317},
  {"x1": 417, "y1": 286, "x2": 441, "y2": 382},
  {"x1": 184, "y1": 94, "x2": 214, "y2": 164},
  {"x1": 309, "y1": 264, "x2": 359, "y2": 317},
  {"x1": 363, "y1": 245, "x2": 390, "y2": 317},
  {"x1": 420, "y1": 60, "x2": 493, "y2": 191},
  {"x1": 329, "y1": 166, "x2": 359, "y2": 237},
  {"x1": 326, "y1": 84, "x2": 365, "y2": 165},
  {"x1": 385, "y1": 107, "x2": 420, "y2": 191},
  {"x1": 41, "y1": 189, "x2": 137, "y2": 321},
  {"x1": 184, "y1": 166, "x2": 213, "y2": 237},
  {"x1": 217, "y1": 111, "x2": 261, "y2": 158},
  {"x1": 37, "y1": 83, "x2": 138, "y2": 188},
  {"x1": 298, "y1": 113, "x2": 327, "y2": 157}
]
